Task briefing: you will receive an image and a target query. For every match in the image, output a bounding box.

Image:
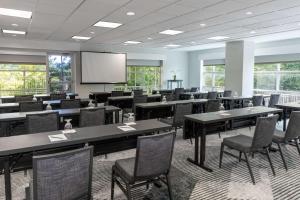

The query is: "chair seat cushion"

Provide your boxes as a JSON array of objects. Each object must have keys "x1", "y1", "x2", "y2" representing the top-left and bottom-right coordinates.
[
  {"x1": 160, "y1": 117, "x2": 173, "y2": 126},
  {"x1": 223, "y1": 135, "x2": 253, "y2": 152},
  {"x1": 115, "y1": 157, "x2": 135, "y2": 183},
  {"x1": 272, "y1": 129, "x2": 286, "y2": 143}
]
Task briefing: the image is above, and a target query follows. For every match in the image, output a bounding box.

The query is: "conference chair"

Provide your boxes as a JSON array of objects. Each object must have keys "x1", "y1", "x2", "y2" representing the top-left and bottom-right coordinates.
[
  {"x1": 133, "y1": 89, "x2": 143, "y2": 96},
  {"x1": 111, "y1": 132, "x2": 175, "y2": 200},
  {"x1": 190, "y1": 87, "x2": 199, "y2": 92},
  {"x1": 174, "y1": 88, "x2": 184, "y2": 100},
  {"x1": 26, "y1": 112, "x2": 59, "y2": 134},
  {"x1": 252, "y1": 95, "x2": 263, "y2": 106},
  {"x1": 50, "y1": 92, "x2": 66, "y2": 100},
  {"x1": 15, "y1": 95, "x2": 33, "y2": 102},
  {"x1": 123, "y1": 95, "x2": 147, "y2": 122},
  {"x1": 219, "y1": 115, "x2": 279, "y2": 184},
  {"x1": 60, "y1": 99, "x2": 81, "y2": 109},
  {"x1": 205, "y1": 99, "x2": 221, "y2": 112},
  {"x1": 111, "y1": 91, "x2": 124, "y2": 97},
  {"x1": 269, "y1": 94, "x2": 280, "y2": 107},
  {"x1": 25, "y1": 146, "x2": 93, "y2": 200},
  {"x1": 19, "y1": 101, "x2": 43, "y2": 112},
  {"x1": 223, "y1": 90, "x2": 232, "y2": 97},
  {"x1": 207, "y1": 91, "x2": 218, "y2": 99},
  {"x1": 79, "y1": 107, "x2": 105, "y2": 127}
]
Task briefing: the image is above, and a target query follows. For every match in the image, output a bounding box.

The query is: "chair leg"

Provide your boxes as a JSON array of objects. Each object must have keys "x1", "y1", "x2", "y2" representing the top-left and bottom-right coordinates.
[
  {"x1": 239, "y1": 151, "x2": 242, "y2": 162},
  {"x1": 111, "y1": 170, "x2": 115, "y2": 200},
  {"x1": 189, "y1": 137, "x2": 193, "y2": 145},
  {"x1": 166, "y1": 174, "x2": 173, "y2": 200},
  {"x1": 219, "y1": 143, "x2": 224, "y2": 168},
  {"x1": 125, "y1": 183, "x2": 132, "y2": 200},
  {"x1": 218, "y1": 132, "x2": 221, "y2": 138},
  {"x1": 244, "y1": 152, "x2": 255, "y2": 184},
  {"x1": 295, "y1": 139, "x2": 300, "y2": 155},
  {"x1": 277, "y1": 143, "x2": 288, "y2": 171},
  {"x1": 266, "y1": 148, "x2": 276, "y2": 176}
]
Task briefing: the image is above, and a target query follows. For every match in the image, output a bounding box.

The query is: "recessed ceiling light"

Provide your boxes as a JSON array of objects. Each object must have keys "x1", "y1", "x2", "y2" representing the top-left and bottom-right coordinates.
[
  {"x1": 250, "y1": 31, "x2": 256, "y2": 34},
  {"x1": 72, "y1": 36, "x2": 91, "y2": 40},
  {"x1": 246, "y1": 11, "x2": 253, "y2": 15},
  {"x1": 2, "y1": 29, "x2": 26, "y2": 35},
  {"x1": 200, "y1": 23, "x2": 206, "y2": 27},
  {"x1": 191, "y1": 41, "x2": 196, "y2": 44},
  {"x1": 207, "y1": 36, "x2": 229, "y2": 40},
  {"x1": 159, "y1": 29, "x2": 183, "y2": 35},
  {"x1": 166, "y1": 44, "x2": 181, "y2": 47},
  {"x1": 0, "y1": 8, "x2": 32, "y2": 18},
  {"x1": 124, "y1": 41, "x2": 141, "y2": 44},
  {"x1": 147, "y1": 37, "x2": 153, "y2": 40},
  {"x1": 90, "y1": 31, "x2": 95, "y2": 34},
  {"x1": 12, "y1": 34, "x2": 16, "y2": 37},
  {"x1": 93, "y1": 21, "x2": 122, "y2": 28},
  {"x1": 11, "y1": 23, "x2": 18, "y2": 27},
  {"x1": 126, "y1": 12, "x2": 135, "y2": 16}
]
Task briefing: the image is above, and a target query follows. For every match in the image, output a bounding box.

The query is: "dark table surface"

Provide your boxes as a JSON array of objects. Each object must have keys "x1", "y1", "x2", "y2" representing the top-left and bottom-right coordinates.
[
  {"x1": 0, "y1": 93, "x2": 78, "y2": 99},
  {"x1": 107, "y1": 94, "x2": 161, "y2": 101},
  {"x1": 275, "y1": 102, "x2": 300, "y2": 109},
  {"x1": 136, "y1": 99, "x2": 208, "y2": 108}
]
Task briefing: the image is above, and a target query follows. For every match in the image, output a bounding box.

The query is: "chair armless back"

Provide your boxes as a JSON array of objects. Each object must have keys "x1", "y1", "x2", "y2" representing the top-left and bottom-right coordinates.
[
  {"x1": 111, "y1": 91, "x2": 124, "y2": 97},
  {"x1": 223, "y1": 90, "x2": 232, "y2": 97},
  {"x1": 285, "y1": 111, "x2": 300, "y2": 140},
  {"x1": 174, "y1": 88, "x2": 184, "y2": 100},
  {"x1": 60, "y1": 99, "x2": 81, "y2": 109},
  {"x1": 133, "y1": 95, "x2": 147, "y2": 113},
  {"x1": 251, "y1": 115, "x2": 279, "y2": 150},
  {"x1": 133, "y1": 89, "x2": 143, "y2": 96},
  {"x1": 173, "y1": 103, "x2": 193, "y2": 126},
  {"x1": 32, "y1": 146, "x2": 93, "y2": 200},
  {"x1": 26, "y1": 112, "x2": 59, "y2": 134},
  {"x1": 269, "y1": 94, "x2": 280, "y2": 107},
  {"x1": 252, "y1": 95, "x2": 263, "y2": 106},
  {"x1": 134, "y1": 132, "x2": 175, "y2": 180},
  {"x1": 206, "y1": 99, "x2": 220, "y2": 112},
  {"x1": 19, "y1": 101, "x2": 43, "y2": 112},
  {"x1": 50, "y1": 93, "x2": 66, "y2": 100},
  {"x1": 207, "y1": 92, "x2": 218, "y2": 100},
  {"x1": 79, "y1": 107, "x2": 105, "y2": 127},
  {"x1": 190, "y1": 87, "x2": 199, "y2": 92},
  {"x1": 16, "y1": 95, "x2": 33, "y2": 102}
]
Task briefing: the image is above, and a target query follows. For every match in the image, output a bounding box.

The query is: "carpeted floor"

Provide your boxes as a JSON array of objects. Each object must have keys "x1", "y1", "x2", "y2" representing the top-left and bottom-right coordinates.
[{"x1": 1, "y1": 125, "x2": 300, "y2": 200}]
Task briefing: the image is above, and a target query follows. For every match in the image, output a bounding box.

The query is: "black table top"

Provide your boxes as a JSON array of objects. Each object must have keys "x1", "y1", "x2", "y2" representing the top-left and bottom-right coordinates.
[
  {"x1": 136, "y1": 99, "x2": 208, "y2": 108},
  {"x1": 90, "y1": 91, "x2": 131, "y2": 95},
  {"x1": 275, "y1": 102, "x2": 300, "y2": 109},
  {"x1": 108, "y1": 94, "x2": 161, "y2": 101},
  {"x1": 185, "y1": 106, "x2": 282, "y2": 124},
  {"x1": 0, "y1": 93, "x2": 78, "y2": 99},
  {"x1": 0, "y1": 106, "x2": 120, "y2": 122},
  {"x1": 219, "y1": 96, "x2": 253, "y2": 100},
  {"x1": 0, "y1": 119, "x2": 171, "y2": 157}
]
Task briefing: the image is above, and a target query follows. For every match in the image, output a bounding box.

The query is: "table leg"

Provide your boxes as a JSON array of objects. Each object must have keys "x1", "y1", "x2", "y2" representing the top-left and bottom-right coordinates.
[
  {"x1": 283, "y1": 108, "x2": 287, "y2": 131},
  {"x1": 115, "y1": 110, "x2": 119, "y2": 124},
  {"x1": 187, "y1": 121, "x2": 199, "y2": 163},
  {"x1": 4, "y1": 157, "x2": 11, "y2": 200}
]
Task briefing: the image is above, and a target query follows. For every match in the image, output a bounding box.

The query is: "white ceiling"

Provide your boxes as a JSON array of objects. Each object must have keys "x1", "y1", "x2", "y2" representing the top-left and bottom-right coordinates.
[{"x1": 1, "y1": 0, "x2": 300, "y2": 50}]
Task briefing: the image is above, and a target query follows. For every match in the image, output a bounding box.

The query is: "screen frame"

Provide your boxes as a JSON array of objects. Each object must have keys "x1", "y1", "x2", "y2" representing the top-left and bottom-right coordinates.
[{"x1": 80, "y1": 51, "x2": 127, "y2": 84}]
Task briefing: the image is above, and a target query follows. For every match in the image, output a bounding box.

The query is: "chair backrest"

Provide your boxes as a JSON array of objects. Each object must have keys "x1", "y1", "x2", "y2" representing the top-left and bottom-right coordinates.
[
  {"x1": 173, "y1": 103, "x2": 193, "y2": 126},
  {"x1": 199, "y1": 93, "x2": 208, "y2": 99},
  {"x1": 251, "y1": 115, "x2": 279, "y2": 150},
  {"x1": 252, "y1": 95, "x2": 263, "y2": 106},
  {"x1": 190, "y1": 87, "x2": 199, "y2": 92},
  {"x1": 19, "y1": 101, "x2": 43, "y2": 112},
  {"x1": 79, "y1": 107, "x2": 105, "y2": 127},
  {"x1": 32, "y1": 146, "x2": 93, "y2": 200},
  {"x1": 133, "y1": 89, "x2": 143, "y2": 96},
  {"x1": 111, "y1": 91, "x2": 124, "y2": 97},
  {"x1": 165, "y1": 93, "x2": 174, "y2": 101},
  {"x1": 15, "y1": 95, "x2": 33, "y2": 102},
  {"x1": 134, "y1": 132, "x2": 175, "y2": 180},
  {"x1": 268, "y1": 94, "x2": 280, "y2": 107},
  {"x1": 50, "y1": 93, "x2": 66, "y2": 100},
  {"x1": 60, "y1": 99, "x2": 81, "y2": 109},
  {"x1": 26, "y1": 112, "x2": 59, "y2": 134},
  {"x1": 223, "y1": 90, "x2": 232, "y2": 97},
  {"x1": 285, "y1": 111, "x2": 300, "y2": 140},
  {"x1": 174, "y1": 88, "x2": 184, "y2": 100},
  {"x1": 206, "y1": 99, "x2": 220, "y2": 112},
  {"x1": 133, "y1": 95, "x2": 147, "y2": 113},
  {"x1": 207, "y1": 92, "x2": 218, "y2": 99}
]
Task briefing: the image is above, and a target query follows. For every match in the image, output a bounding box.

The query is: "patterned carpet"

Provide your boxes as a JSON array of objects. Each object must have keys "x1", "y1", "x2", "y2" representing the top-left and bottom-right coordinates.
[{"x1": 1, "y1": 125, "x2": 300, "y2": 200}]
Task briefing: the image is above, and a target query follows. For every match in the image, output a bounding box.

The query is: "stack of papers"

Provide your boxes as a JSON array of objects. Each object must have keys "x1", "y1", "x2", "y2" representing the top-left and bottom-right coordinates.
[
  {"x1": 219, "y1": 113, "x2": 231, "y2": 116},
  {"x1": 48, "y1": 134, "x2": 67, "y2": 142},
  {"x1": 118, "y1": 125, "x2": 136, "y2": 132},
  {"x1": 124, "y1": 122, "x2": 136, "y2": 126}
]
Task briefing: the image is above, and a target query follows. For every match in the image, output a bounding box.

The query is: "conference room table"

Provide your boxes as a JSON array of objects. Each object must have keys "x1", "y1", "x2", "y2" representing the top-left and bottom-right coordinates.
[
  {"x1": 275, "y1": 102, "x2": 300, "y2": 131},
  {"x1": 108, "y1": 94, "x2": 162, "y2": 109},
  {"x1": 0, "y1": 106, "x2": 121, "y2": 137},
  {"x1": 0, "y1": 119, "x2": 171, "y2": 200},
  {"x1": 89, "y1": 91, "x2": 132, "y2": 103},
  {"x1": 219, "y1": 96, "x2": 253, "y2": 110},
  {"x1": 180, "y1": 92, "x2": 224, "y2": 100},
  {"x1": 0, "y1": 93, "x2": 78, "y2": 103},
  {"x1": 184, "y1": 106, "x2": 282, "y2": 172},
  {"x1": 135, "y1": 99, "x2": 208, "y2": 120}
]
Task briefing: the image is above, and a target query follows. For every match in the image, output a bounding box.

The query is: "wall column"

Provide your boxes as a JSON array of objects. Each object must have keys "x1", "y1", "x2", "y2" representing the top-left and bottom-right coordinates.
[{"x1": 225, "y1": 40, "x2": 255, "y2": 96}]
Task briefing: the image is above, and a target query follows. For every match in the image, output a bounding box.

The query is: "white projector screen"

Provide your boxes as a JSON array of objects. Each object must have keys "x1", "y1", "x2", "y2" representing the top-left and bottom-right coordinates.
[{"x1": 81, "y1": 52, "x2": 127, "y2": 83}]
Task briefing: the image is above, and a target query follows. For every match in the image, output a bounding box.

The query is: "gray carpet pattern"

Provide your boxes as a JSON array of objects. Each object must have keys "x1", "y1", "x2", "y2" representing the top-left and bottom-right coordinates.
[{"x1": 1, "y1": 125, "x2": 300, "y2": 200}]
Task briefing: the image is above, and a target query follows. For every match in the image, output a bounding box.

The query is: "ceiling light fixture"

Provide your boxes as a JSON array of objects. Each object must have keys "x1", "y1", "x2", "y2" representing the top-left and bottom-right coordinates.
[
  {"x1": 124, "y1": 41, "x2": 141, "y2": 44},
  {"x1": 159, "y1": 29, "x2": 183, "y2": 35},
  {"x1": 166, "y1": 44, "x2": 181, "y2": 47},
  {"x1": 2, "y1": 29, "x2": 26, "y2": 35},
  {"x1": 250, "y1": 31, "x2": 256, "y2": 34},
  {"x1": 0, "y1": 8, "x2": 32, "y2": 18},
  {"x1": 147, "y1": 37, "x2": 152, "y2": 40},
  {"x1": 246, "y1": 11, "x2": 253, "y2": 15},
  {"x1": 207, "y1": 36, "x2": 229, "y2": 40},
  {"x1": 191, "y1": 41, "x2": 196, "y2": 44},
  {"x1": 126, "y1": 12, "x2": 135, "y2": 16},
  {"x1": 93, "y1": 21, "x2": 122, "y2": 28},
  {"x1": 200, "y1": 23, "x2": 206, "y2": 27},
  {"x1": 90, "y1": 31, "x2": 95, "y2": 34},
  {"x1": 11, "y1": 23, "x2": 18, "y2": 27},
  {"x1": 72, "y1": 36, "x2": 91, "y2": 40}
]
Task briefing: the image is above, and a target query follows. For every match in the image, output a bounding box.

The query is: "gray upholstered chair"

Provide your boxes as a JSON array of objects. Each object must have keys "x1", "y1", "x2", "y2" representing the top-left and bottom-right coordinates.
[
  {"x1": 111, "y1": 91, "x2": 124, "y2": 97},
  {"x1": 15, "y1": 95, "x2": 33, "y2": 102},
  {"x1": 133, "y1": 89, "x2": 143, "y2": 96},
  {"x1": 79, "y1": 107, "x2": 105, "y2": 127},
  {"x1": 205, "y1": 99, "x2": 220, "y2": 112},
  {"x1": 219, "y1": 115, "x2": 279, "y2": 184},
  {"x1": 123, "y1": 95, "x2": 148, "y2": 121},
  {"x1": 19, "y1": 101, "x2": 43, "y2": 112},
  {"x1": 25, "y1": 146, "x2": 93, "y2": 200},
  {"x1": 252, "y1": 95, "x2": 263, "y2": 106},
  {"x1": 160, "y1": 103, "x2": 193, "y2": 133},
  {"x1": 111, "y1": 132, "x2": 175, "y2": 200},
  {"x1": 174, "y1": 88, "x2": 184, "y2": 100},
  {"x1": 165, "y1": 93, "x2": 175, "y2": 101},
  {"x1": 50, "y1": 93, "x2": 66, "y2": 100},
  {"x1": 190, "y1": 87, "x2": 199, "y2": 92},
  {"x1": 26, "y1": 112, "x2": 59, "y2": 134},
  {"x1": 268, "y1": 94, "x2": 280, "y2": 107},
  {"x1": 272, "y1": 111, "x2": 300, "y2": 170},
  {"x1": 60, "y1": 99, "x2": 81, "y2": 109},
  {"x1": 223, "y1": 90, "x2": 232, "y2": 97},
  {"x1": 207, "y1": 91, "x2": 218, "y2": 99}
]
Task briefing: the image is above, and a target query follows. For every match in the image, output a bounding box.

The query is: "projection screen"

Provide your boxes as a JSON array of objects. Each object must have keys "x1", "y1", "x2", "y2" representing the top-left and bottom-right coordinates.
[{"x1": 81, "y1": 52, "x2": 127, "y2": 83}]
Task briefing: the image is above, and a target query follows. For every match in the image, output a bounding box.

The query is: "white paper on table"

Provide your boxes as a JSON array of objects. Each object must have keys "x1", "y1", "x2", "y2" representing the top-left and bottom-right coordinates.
[
  {"x1": 118, "y1": 125, "x2": 136, "y2": 132},
  {"x1": 124, "y1": 122, "x2": 136, "y2": 126},
  {"x1": 219, "y1": 113, "x2": 231, "y2": 116},
  {"x1": 62, "y1": 129, "x2": 77, "y2": 134},
  {"x1": 48, "y1": 134, "x2": 68, "y2": 142}
]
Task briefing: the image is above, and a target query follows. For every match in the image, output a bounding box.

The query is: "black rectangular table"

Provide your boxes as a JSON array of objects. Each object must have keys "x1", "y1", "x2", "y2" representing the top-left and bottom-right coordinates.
[
  {"x1": 0, "y1": 93, "x2": 78, "y2": 103},
  {"x1": 275, "y1": 102, "x2": 300, "y2": 131},
  {"x1": 184, "y1": 106, "x2": 282, "y2": 172},
  {"x1": 135, "y1": 99, "x2": 208, "y2": 120},
  {"x1": 0, "y1": 106, "x2": 121, "y2": 137},
  {"x1": 108, "y1": 94, "x2": 162, "y2": 109},
  {"x1": 219, "y1": 96, "x2": 252, "y2": 109},
  {"x1": 89, "y1": 91, "x2": 132, "y2": 103},
  {"x1": 0, "y1": 119, "x2": 171, "y2": 200}
]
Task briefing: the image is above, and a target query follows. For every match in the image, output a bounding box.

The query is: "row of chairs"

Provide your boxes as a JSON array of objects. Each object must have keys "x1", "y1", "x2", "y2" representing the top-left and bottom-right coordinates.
[
  {"x1": 19, "y1": 99, "x2": 82, "y2": 112},
  {"x1": 111, "y1": 89, "x2": 143, "y2": 97},
  {"x1": 252, "y1": 94, "x2": 280, "y2": 107},
  {"x1": 10, "y1": 93, "x2": 71, "y2": 102}
]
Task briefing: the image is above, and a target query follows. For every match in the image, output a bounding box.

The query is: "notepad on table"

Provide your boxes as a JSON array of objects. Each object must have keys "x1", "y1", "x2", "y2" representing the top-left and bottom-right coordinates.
[
  {"x1": 62, "y1": 129, "x2": 76, "y2": 134},
  {"x1": 124, "y1": 122, "x2": 136, "y2": 126},
  {"x1": 118, "y1": 125, "x2": 136, "y2": 132},
  {"x1": 219, "y1": 113, "x2": 231, "y2": 116},
  {"x1": 48, "y1": 134, "x2": 67, "y2": 142}
]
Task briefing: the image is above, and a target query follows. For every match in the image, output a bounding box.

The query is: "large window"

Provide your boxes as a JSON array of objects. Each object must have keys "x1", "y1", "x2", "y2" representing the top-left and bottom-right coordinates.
[
  {"x1": 254, "y1": 62, "x2": 300, "y2": 92},
  {"x1": 202, "y1": 64, "x2": 225, "y2": 91},
  {"x1": 0, "y1": 63, "x2": 47, "y2": 96}
]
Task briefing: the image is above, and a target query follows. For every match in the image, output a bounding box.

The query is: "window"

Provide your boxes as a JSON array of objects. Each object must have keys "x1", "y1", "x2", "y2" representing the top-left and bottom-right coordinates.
[
  {"x1": 202, "y1": 64, "x2": 225, "y2": 91},
  {"x1": 254, "y1": 62, "x2": 300, "y2": 92},
  {"x1": 0, "y1": 63, "x2": 47, "y2": 96}
]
